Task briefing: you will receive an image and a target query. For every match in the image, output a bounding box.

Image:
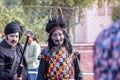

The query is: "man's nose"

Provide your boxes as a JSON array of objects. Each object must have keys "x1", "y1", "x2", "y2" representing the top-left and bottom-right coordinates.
[
  {"x1": 56, "y1": 36, "x2": 60, "y2": 40},
  {"x1": 13, "y1": 37, "x2": 18, "y2": 40}
]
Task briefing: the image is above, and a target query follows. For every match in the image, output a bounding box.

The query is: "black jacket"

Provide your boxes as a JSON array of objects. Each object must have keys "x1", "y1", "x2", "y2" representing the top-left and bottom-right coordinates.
[{"x1": 0, "y1": 39, "x2": 29, "y2": 80}]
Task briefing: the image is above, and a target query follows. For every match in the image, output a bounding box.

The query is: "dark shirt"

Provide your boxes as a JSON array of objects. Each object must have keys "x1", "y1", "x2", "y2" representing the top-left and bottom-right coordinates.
[{"x1": 0, "y1": 39, "x2": 28, "y2": 80}]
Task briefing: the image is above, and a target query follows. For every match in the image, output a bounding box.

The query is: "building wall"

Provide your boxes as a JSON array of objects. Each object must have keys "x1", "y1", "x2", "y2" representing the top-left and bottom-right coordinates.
[{"x1": 75, "y1": 2, "x2": 112, "y2": 43}]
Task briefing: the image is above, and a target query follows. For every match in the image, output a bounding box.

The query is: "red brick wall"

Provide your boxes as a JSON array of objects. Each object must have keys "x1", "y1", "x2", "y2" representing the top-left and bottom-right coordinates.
[
  {"x1": 73, "y1": 44, "x2": 94, "y2": 80},
  {"x1": 40, "y1": 43, "x2": 94, "y2": 80}
]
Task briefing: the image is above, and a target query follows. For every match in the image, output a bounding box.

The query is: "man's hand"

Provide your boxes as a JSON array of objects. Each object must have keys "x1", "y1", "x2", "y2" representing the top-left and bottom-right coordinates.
[{"x1": 13, "y1": 74, "x2": 22, "y2": 80}]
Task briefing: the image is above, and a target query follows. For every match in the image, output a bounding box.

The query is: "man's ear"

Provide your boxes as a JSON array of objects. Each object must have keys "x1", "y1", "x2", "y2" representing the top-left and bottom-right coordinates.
[{"x1": 5, "y1": 35, "x2": 8, "y2": 40}]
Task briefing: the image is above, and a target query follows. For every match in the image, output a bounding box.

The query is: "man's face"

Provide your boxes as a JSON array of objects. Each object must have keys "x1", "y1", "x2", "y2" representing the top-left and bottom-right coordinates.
[
  {"x1": 6, "y1": 32, "x2": 19, "y2": 47},
  {"x1": 51, "y1": 29, "x2": 64, "y2": 45}
]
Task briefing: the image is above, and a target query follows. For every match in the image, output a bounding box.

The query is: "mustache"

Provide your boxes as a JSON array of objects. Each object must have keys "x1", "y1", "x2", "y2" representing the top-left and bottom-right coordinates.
[
  {"x1": 11, "y1": 40, "x2": 17, "y2": 43},
  {"x1": 55, "y1": 40, "x2": 61, "y2": 42}
]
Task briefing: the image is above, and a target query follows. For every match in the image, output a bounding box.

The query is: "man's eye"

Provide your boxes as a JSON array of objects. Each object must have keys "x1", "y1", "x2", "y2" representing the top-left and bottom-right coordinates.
[
  {"x1": 53, "y1": 34, "x2": 56, "y2": 37},
  {"x1": 16, "y1": 36, "x2": 19, "y2": 38}
]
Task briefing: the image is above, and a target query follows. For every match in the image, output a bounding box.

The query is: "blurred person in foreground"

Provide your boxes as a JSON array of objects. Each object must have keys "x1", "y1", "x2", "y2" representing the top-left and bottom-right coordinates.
[
  {"x1": 0, "y1": 21, "x2": 28, "y2": 80},
  {"x1": 37, "y1": 17, "x2": 83, "y2": 80},
  {"x1": 94, "y1": 19, "x2": 120, "y2": 80},
  {"x1": 25, "y1": 30, "x2": 41, "y2": 80}
]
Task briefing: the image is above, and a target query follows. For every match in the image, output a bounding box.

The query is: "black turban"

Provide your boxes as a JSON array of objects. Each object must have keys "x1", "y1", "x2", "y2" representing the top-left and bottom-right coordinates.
[
  {"x1": 46, "y1": 17, "x2": 67, "y2": 34},
  {"x1": 4, "y1": 21, "x2": 24, "y2": 39}
]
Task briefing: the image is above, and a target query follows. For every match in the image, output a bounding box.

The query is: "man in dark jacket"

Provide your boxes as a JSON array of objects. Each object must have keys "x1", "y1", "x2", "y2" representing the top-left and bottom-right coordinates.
[{"x1": 0, "y1": 21, "x2": 28, "y2": 80}]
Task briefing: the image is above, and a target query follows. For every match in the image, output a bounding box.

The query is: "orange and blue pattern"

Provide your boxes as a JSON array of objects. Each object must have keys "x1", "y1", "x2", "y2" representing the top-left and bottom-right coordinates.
[{"x1": 43, "y1": 47, "x2": 75, "y2": 79}]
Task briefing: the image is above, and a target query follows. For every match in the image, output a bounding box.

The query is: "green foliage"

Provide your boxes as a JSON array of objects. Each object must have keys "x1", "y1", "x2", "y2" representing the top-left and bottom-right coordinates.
[
  {"x1": 0, "y1": 0, "x2": 48, "y2": 44},
  {"x1": 21, "y1": 0, "x2": 38, "y2": 5},
  {"x1": 111, "y1": 5, "x2": 120, "y2": 22},
  {"x1": 20, "y1": 0, "x2": 95, "y2": 43},
  {"x1": 2, "y1": 0, "x2": 120, "y2": 44}
]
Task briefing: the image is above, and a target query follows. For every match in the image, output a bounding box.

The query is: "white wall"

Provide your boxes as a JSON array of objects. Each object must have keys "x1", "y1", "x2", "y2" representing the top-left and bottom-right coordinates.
[{"x1": 75, "y1": 2, "x2": 112, "y2": 43}]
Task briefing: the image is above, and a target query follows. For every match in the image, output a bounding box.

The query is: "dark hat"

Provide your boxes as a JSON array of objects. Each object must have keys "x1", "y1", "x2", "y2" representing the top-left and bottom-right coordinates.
[
  {"x1": 46, "y1": 17, "x2": 67, "y2": 34},
  {"x1": 26, "y1": 30, "x2": 34, "y2": 37},
  {"x1": 4, "y1": 21, "x2": 24, "y2": 39}
]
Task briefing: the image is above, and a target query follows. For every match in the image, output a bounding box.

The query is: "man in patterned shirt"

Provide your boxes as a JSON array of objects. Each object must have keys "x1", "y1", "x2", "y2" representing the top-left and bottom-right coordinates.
[
  {"x1": 94, "y1": 20, "x2": 120, "y2": 80},
  {"x1": 37, "y1": 17, "x2": 83, "y2": 80}
]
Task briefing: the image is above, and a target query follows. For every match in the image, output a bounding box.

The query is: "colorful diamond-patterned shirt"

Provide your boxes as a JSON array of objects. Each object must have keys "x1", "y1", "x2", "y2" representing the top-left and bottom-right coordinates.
[{"x1": 37, "y1": 46, "x2": 83, "y2": 80}]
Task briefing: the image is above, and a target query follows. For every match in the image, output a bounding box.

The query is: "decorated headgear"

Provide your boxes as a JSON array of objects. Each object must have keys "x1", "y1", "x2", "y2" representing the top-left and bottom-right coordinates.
[
  {"x1": 46, "y1": 18, "x2": 67, "y2": 34},
  {"x1": 4, "y1": 21, "x2": 24, "y2": 39},
  {"x1": 46, "y1": 8, "x2": 67, "y2": 34}
]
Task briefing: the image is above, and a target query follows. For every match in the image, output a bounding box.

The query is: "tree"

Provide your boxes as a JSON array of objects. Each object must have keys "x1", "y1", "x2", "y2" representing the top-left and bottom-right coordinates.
[
  {"x1": 20, "y1": 0, "x2": 95, "y2": 43},
  {"x1": 111, "y1": 4, "x2": 120, "y2": 22},
  {"x1": 0, "y1": 0, "x2": 48, "y2": 44},
  {"x1": 2, "y1": 0, "x2": 120, "y2": 43}
]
